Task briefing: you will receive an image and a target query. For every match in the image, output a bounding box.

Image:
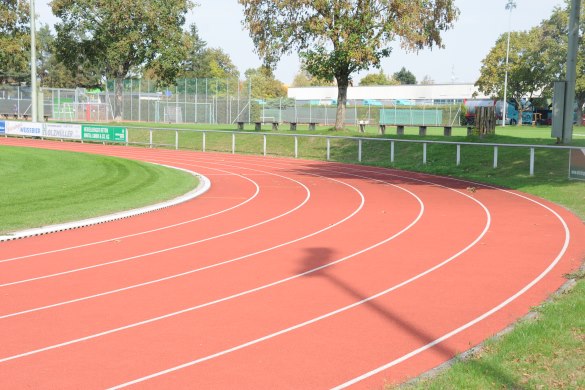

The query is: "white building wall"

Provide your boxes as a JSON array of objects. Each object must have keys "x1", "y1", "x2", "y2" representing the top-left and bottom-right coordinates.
[{"x1": 288, "y1": 84, "x2": 489, "y2": 101}]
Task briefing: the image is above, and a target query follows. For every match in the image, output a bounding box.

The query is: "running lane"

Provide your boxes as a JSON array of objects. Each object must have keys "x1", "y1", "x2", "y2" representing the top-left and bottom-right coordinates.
[{"x1": 0, "y1": 138, "x2": 583, "y2": 389}]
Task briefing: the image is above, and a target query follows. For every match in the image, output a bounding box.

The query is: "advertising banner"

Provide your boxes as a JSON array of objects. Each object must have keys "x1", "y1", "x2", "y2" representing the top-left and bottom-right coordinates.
[
  {"x1": 5, "y1": 121, "x2": 43, "y2": 137},
  {"x1": 569, "y1": 148, "x2": 585, "y2": 181},
  {"x1": 42, "y1": 123, "x2": 82, "y2": 140},
  {"x1": 82, "y1": 125, "x2": 127, "y2": 142},
  {"x1": 0, "y1": 121, "x2": 5, "y2": 135}
]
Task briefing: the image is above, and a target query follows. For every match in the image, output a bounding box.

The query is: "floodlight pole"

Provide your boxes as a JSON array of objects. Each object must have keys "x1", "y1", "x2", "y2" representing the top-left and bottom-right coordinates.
[
  {"x1": 30, "y1": 0, "x2": 38, "y2": 122},
  {"x1": 563, "y1": 0, "x2": 582, "y2": 143},
  {"x1": 502, "y1": 0, "x2": 516, "y2": 128}
]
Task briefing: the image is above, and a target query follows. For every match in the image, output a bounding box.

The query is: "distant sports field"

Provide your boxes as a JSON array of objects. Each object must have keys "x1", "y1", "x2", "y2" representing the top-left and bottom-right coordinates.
[{"x1": 0, "y1": 145, "x2": 199, "y2": 234}]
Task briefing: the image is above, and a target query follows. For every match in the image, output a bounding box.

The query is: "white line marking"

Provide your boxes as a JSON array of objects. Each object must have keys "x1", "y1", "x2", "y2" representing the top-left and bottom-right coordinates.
[
  {"x1": 107, "y1": 185, "x2": 489, "y2": 389},
  {"x1": 0, "y1": 165, "x2": 430, "y2": 363},
  {"x1": 0, "y1": 165, "x2": 309, "y2": 287},
  {"x1": 0, "y1": 164, "x2": 257, "y2": 263},
  {"x1": 332, "y1": 188, "x2": 570, "y2": 389},
  {"x1": 0, "y1": 174, "x2": 364, "y2": 320}
]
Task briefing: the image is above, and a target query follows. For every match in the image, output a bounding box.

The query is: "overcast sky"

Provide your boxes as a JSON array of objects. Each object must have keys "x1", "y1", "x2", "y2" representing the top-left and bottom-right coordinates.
[{"x1": 37, "y1": 0, "x2": 566, "y2": 85}]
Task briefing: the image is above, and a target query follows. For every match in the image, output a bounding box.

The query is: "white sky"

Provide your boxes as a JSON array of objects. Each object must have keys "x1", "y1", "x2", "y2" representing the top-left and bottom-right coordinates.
[{"x1": 36, "y1": 0, "x2": 566, "y2": 85}]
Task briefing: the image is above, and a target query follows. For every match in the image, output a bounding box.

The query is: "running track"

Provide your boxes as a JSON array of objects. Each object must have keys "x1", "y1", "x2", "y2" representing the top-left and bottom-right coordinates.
[{"x1": 1, "y1": 138, "x2": 584, "y2": 389}]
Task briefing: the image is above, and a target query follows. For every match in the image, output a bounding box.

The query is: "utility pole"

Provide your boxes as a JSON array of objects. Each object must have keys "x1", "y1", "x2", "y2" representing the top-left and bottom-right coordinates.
[
  {"x1": 30, "y1": 0, "x2": 38, "y2": 122},
  {"x1": 563, "y1": 0, "x2": 581, "y2": 143},
  {"x1": 502, "y1": 0, "x2": 516, "y2": 128}
]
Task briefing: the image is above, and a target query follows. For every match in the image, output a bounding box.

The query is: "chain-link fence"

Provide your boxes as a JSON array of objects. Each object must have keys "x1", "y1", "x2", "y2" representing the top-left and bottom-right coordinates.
[{"x1": 1, "y1": 80, "x2": 463, "y2": 126}]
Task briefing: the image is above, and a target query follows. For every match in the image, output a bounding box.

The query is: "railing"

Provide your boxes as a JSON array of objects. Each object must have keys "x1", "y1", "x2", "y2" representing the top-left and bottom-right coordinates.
[{"x1": 122, "y1": 127, "x2": 580, "y2": 177}]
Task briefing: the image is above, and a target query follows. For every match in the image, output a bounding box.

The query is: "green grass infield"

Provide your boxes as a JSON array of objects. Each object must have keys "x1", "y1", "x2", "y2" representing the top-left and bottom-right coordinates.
[{"x1": 0, "y1": 145, "x2": 199, "y2": 234}]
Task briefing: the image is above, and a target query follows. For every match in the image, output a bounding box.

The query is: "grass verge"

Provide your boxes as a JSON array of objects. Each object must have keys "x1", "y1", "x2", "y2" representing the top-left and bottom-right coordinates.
[{"x1": 0, "y1": 145, "x2": 199, "y2": 234}]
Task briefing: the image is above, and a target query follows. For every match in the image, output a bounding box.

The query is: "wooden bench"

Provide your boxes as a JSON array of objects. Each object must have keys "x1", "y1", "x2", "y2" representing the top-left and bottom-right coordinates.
[{"x1": 378, "y1": 124, "x2": 473, "y2": 137}]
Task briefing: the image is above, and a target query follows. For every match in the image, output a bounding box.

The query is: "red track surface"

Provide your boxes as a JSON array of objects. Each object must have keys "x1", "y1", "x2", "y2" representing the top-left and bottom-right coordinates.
[{"x1": 0, "y1": 138, "x2": 584, "y2": 389}]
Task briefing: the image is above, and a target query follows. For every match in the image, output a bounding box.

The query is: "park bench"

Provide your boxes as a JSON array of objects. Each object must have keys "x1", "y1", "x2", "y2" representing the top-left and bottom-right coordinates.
[
  {"x1": 287, "y1": 122, "x2": 316, "y2": 131},
  {"x1": 378, "y1": 124, "x2": 474, "y2": 136}
]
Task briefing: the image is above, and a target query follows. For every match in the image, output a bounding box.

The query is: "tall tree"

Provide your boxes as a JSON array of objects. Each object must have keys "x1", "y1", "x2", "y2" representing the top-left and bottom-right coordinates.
[
  {"x1": 239, "y1": 0, "x2": 458, "y2": 130},
  {"x1": 0, "y1": 0, "x2": 30, "y2": 84},
  {"x1": 393, "y1": 67, "x2": 417, "y2": 84},
  {"x1": 52, "y1": 0, "x2": 193, "y2": 120},
  {"x1": 476, "y1": 28, "x2": 549, "y2": 125}
]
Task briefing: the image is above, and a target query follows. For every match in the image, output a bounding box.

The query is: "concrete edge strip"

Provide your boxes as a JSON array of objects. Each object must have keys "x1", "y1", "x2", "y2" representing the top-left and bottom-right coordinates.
[{"x1": 0, "y1": 163, "x2": 211, "y2": 242}]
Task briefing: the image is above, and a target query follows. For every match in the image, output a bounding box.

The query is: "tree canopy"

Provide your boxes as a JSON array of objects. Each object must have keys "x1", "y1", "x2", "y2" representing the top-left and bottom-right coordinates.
[
  {"x1": 0, "y1": 0, "x2": 30, "y2": 84},
  {"x1": 476, "y1": 28, "x2": 548, "y2": 125},
  {"x1": 239, "y1": 0, "x2": 458, "y2": 129},
  {"x1": 393, "y1": 67, "x2": 417, "y2": 85},
  {"x1": 359, "y1": 69, "x2": 397, "y2": 86},
  {"x1": 52, "y1": 0, "x2": 193, "y2": 120},
  {"x1": 245, "y1": 66, "x2": 287, "y2": 98}
]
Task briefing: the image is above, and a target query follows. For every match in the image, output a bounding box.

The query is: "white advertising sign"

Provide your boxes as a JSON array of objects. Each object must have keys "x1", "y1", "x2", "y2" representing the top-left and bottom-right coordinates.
[
  {"x1": 5, "y1": 121, "x2": 43, "y2": 137},
  {"x1": 43, "y1": 123, "x2": 82, "y2": 140}
]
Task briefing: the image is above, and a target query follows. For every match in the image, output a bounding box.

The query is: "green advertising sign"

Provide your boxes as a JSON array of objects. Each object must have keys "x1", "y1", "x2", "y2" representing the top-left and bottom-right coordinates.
[{"x1": 82, "y1": 125, "x2": 127, "y2": 142}]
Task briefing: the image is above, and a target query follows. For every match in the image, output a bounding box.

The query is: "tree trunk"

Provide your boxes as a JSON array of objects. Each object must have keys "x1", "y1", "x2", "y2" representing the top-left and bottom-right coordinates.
[
  {"x1": 335, "y1": 76, "x2": 349, "y2": 130},
  {"x1": 114, "y1": 77, "x2": 123, "y2": 122},
  {"x1": 518, "y1": 108, "x2": 523, "y2": 126}
]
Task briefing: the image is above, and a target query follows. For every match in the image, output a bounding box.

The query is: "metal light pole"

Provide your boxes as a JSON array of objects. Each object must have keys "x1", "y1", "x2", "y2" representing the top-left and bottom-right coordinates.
[
  {"x1": 30, "y1": 0, "x2": 38, "y2": 122},
  {"x1": 502, "y1": 0, "x2": 516, "y2": 128},
  {"x1": 563, "y1": 0, "x2": 582, "y2": 143}
]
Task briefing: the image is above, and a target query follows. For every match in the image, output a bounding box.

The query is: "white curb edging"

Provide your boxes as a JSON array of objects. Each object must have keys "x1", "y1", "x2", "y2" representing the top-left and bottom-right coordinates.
[{"x1": 0, "y1": 164, "x2": 211, "y2": 242}]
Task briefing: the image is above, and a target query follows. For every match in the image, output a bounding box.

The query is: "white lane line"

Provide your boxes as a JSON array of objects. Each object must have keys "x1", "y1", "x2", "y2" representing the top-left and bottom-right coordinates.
[
  {"x1": 107, "y1": 183, "x2": 490, "y2": 389},
  {"x1": 332, "y1": 187, "x2": 571, "y2": 389},
  {"x1": 0, "y1": 165, "x2": 429, "y2": 363},
  {"x1": 0, "y1": 165, "x2": 310, "y2": 287},
  {"x1": 0, "y1": 164, "x2": 258, "y2": 264},
  {"x1": 0, "y1": 179, "x2": 389, "y2": 365},
  {"x1": 0, "y1": 173, "x2": 364, "y2": 320}
]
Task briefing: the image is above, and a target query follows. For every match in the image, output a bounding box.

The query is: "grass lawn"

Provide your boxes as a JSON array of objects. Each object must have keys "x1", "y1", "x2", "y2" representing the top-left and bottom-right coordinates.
[{"x1": 0, "y1": 145, "x2": 199, "y2": 234}]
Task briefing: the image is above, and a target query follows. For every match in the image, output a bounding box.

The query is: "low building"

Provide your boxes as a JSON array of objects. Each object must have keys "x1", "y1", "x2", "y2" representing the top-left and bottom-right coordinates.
[{"x1": 288, "y1": 83, "x2": 489, "y2": 105}]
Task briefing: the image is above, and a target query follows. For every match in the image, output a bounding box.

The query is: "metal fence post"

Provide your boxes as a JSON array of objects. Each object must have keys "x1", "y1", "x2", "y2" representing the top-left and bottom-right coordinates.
[
  {"x1": 391, "y1": 141, "x2": 395, "y2": 163},
  {"x1": 294, "y1": 136, "x2": 298, "y2": 158},
  {"x1": 202, "y1": 131, "x2": 206, "y2": 152},
  {"x1": 149, "y1": 129, "x2": 153, "y2": 148},
  {"x1": 232, "y1": 132, "x2": 236, "y2": 154},
  {"x1": 493, "y1": 146, "x2": 498, "y2": 168},
  {"x1": 530, "y1": 147, "x2": 535, "y2": 176},
  {"x1": 175, "y1": 130, "x2": 179, "y2": 150},
  {"x1": 358, "y1": 139, "x2": 362, "y2": 162},
  {"x1": 327, "y1": 137, "x2": 331, "y2": 160},
  {"x1": 456, "y1": 144, "x2": 461, "y2": 166},
  {"x1": 423, "y1": 143, "x2": 427, "y2": 164},
  {"x1": 263, "y1": 134, "x2": 267, "y2": 156}
]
